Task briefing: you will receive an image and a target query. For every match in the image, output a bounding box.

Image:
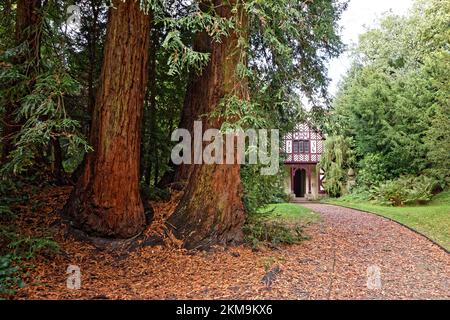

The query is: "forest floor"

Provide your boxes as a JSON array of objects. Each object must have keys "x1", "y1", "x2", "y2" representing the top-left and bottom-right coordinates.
[{"x1": 10, "y1": 187, "x2": 450, "y2": 300}]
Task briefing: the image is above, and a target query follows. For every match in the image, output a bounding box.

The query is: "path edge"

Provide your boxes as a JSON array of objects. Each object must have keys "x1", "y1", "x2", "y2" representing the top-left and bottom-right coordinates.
[{"x1": 311, "y1": 202, "x2": 450, "y2": 255}]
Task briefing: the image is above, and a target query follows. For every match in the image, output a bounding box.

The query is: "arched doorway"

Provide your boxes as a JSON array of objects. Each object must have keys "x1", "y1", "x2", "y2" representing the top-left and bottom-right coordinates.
[{"x1": 294, "y1": 169, "x2": 306, "y2": 198}]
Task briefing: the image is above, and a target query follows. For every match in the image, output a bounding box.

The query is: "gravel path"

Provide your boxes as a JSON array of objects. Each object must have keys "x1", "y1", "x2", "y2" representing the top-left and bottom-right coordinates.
[
  {"x1": 290, "y1": 203, "x2": 450, "y2": 299},
  {"x1": 19, "y1": 202, "x2": 450, "y2": 300}
]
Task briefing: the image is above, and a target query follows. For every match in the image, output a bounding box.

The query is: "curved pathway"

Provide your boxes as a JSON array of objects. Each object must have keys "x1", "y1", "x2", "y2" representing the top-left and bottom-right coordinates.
[{"x1": 289, "y1": 203, "x2": 450, "y2": 299}]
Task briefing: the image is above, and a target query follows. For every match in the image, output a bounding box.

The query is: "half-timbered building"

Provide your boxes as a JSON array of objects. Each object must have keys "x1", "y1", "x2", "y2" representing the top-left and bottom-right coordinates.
[{"x1": 283, "y1": 123, "x2": 326, "y2": 200}]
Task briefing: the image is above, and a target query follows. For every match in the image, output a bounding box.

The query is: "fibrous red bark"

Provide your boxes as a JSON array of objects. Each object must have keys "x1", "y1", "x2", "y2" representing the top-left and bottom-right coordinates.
[
  {"x1": 64, "y1": 0, "x2": 150, "y2": 238},
  {"x1": 168, "y1": 0, "x2": 248, "y2": 249}
]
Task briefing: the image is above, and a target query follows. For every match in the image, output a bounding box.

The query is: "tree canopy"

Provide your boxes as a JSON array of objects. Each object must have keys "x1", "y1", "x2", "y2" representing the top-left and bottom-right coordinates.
[{"x1": 321, "y1": 0, "x2": 450, "y2": 198}]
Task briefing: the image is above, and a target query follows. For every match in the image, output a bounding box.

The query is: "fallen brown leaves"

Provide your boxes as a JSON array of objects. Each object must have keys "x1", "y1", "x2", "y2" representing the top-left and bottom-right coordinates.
[
  {"x1": 7, "y1": 187, "x2": 450, "y2": 300},
  {"x1": 143, "y1": 191, "x2": 184, "y2": 248},
  {"x1": 11, "y1": 186, "x2": 294, "y2": 300}
]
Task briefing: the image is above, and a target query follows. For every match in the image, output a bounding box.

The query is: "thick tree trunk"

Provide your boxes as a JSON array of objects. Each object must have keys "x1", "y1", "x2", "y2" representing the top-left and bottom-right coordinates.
[
  {"x1": 168, "y1": 0, "x2": 248, "y2": 249},
  {"x1": 15, "y1": 0, "x2": 41, "y2": 53},
  {"x1": 64, "y1": 0, "x2": 150, "y2": 238},
  {"x1": 1, "y1": 0, "x2": 41, "y2": 164}
]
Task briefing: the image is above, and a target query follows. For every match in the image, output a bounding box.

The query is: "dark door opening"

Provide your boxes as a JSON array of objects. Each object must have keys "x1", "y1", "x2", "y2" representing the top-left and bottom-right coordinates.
[{"x1": 294, "y1": 169, "x2": 306, "y2": 198}]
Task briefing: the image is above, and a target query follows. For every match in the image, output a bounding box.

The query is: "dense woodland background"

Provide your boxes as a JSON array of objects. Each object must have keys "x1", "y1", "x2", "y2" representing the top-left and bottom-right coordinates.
[
  {"x1": 321, "y1": 0, "x2": 449, "y2": 203},
  {"x1": 0, "y1": 0, "x2": 345, "y2": 242},
  {"x1": 0, "y1": 0, "x2": 448, "y2": 298}
]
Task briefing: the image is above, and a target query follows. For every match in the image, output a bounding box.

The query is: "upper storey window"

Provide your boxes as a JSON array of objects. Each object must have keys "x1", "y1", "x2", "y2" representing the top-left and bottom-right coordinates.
[
  {"x1": 293, "y1": 140, "x2": 310, "y2": 154},
  {"x1": 283, "y1": 123, "x2": 324, "y2": 164}
]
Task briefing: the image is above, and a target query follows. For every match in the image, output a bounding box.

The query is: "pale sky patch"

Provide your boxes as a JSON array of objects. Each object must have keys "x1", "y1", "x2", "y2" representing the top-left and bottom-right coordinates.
[{"x1": 327, "y1": 0, "x2": 415, "y2": 96}]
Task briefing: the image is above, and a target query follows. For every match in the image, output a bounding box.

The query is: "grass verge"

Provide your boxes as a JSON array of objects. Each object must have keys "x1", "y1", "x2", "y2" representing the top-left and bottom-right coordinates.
[{"x1": 323, "y1": 191, "x2": 450, "y2": 251}]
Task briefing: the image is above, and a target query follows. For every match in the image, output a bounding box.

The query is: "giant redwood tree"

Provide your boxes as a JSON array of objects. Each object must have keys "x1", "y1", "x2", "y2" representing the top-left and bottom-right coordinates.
[
  {"x1": 168, "y1": 0, "x2": 248, "y2": 249},
  {"x1": 64, "y1": 0, "x2": 150, "y2": 238}
]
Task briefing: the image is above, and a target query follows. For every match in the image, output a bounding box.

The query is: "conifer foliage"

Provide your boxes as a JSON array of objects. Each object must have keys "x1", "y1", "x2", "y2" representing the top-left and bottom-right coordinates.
[{"x1": 1, "y1": 0, "x2": 344, "y2": 241}]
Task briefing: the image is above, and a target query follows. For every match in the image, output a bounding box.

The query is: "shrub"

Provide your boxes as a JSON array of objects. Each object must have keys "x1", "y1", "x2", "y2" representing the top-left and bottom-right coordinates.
[
  {"x1": 0, "y1": 255, "x2": 24, "y2": 297},
  {"x1": 319, "y1": 135, "x2": 355, "y2": 197},
  {"x1": 357, "y1": 153, "x2": 390, "y2": 189},
  {"x1": 424, "y1": 105, "x2": 450, "y2": 189},
  {"x1": 243, "y1": 215, "x2": 307, "y2": 249},
  {"x1": 241, "y1": 164, "x2": 288, "y2": 215},
  {"x1": 0, "y1": 230, "x2": 59, "y2": 298},
  {"x1": 370, "y1": 175, "x2": 437, "y2": 206},
  {"x1": 329, "y1": 187, "x2": 372, "y2": 203},
  {"x1": 8, "y1": 236, "x2": 60, "y2": 260},
  {"x1": 0, "y1": 206, "x2": 14, "y2": 220},
  {"x1": 424, "y1": 168, "x2": 450, "y2": 191}
]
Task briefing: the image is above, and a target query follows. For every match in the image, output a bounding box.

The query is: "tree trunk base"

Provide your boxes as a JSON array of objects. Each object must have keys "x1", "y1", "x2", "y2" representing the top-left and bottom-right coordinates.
[
  {"x1": 63, "y1": 186, "x2": 146, "y2": 239},
  {"x1": 168, "y1": 165, "x2": 246, "y2": 250}
]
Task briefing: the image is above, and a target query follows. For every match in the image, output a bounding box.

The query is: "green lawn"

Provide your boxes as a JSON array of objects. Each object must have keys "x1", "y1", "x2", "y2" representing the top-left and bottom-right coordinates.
[
  {"x1": 257, "y1": 203, "x2": 321, "y2": 226},
  {"x1": 323, "y1": 191, "x2": 450, "y2": 251}
]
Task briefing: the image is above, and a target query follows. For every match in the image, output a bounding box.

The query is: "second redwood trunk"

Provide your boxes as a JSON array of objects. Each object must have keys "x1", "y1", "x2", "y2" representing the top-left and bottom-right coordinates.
[{"x1": 168, "y1": 0, "x2": 248, "y2": 249}]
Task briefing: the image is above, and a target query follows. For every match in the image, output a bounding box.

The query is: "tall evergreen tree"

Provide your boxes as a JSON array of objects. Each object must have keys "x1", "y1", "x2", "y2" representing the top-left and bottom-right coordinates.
[
  {"x1": 168, "y1": 0, "x2": 249, "y2": 248},
  {"x1": 64, "y1": 0, "x2": 151, "y2": 238}
]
